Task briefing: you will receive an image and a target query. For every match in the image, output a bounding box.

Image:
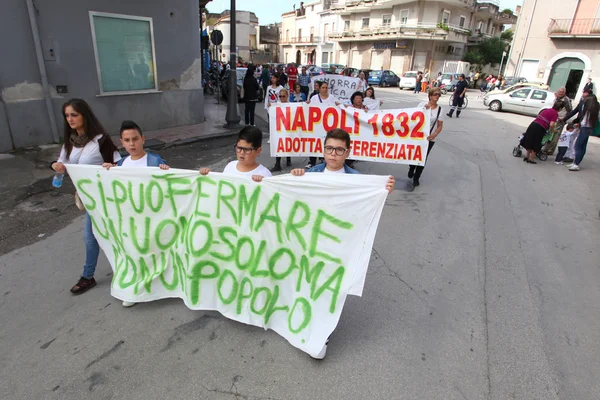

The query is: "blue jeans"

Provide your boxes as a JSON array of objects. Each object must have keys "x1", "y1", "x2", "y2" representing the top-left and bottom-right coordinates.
[
  {"x1": 575, "y1": 126, "x2": 591, "y2": 165},
  {"x1": 82, "y1": 212, "x2": 100, "y2": 279}
]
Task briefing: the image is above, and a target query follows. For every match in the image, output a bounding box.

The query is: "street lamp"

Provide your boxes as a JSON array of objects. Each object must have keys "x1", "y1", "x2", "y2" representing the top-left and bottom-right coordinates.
[
  {"x1": 498, "y1": 50, "x2": 507, "y2": 76},
  {"x1": 224, "y1": 0, "x2": 240, "y2": 128}
]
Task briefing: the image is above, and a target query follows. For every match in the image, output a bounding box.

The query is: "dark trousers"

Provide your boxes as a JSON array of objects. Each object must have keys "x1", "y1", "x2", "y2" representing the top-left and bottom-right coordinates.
[
  {"x1": 448, "y1": 96, "x2": 464, "y2": 116},
  {"x1": 409, "y1": 141, "x2": 435, "y2": 181},
  {"x1": 555, "y1": 147, "x2": 567, "y2": 162},
  {"x1": 574, "y1": 126, "x2": 591, "y2": 165},
  {"x1": 245, "y1": 101, "x2": 257, "y2": 125}
]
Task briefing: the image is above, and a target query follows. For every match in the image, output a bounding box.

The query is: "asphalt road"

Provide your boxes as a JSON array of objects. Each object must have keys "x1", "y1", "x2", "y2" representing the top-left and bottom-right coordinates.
[{"x1": 0, "y1": 88, "x2": 598, "y2": 400}]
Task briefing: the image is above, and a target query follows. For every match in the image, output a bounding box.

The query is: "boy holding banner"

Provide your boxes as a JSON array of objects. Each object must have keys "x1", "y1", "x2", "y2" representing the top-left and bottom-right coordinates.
[
  {"x1": 199, "y1": 126, "x2": 271, "y2": 181},
  {"x1": 291, "y1": 128, "x2": 395, "y2": 191},
  {"x1": 102, "y1": 120, "x2": 170, "y2": 307},
  {"x1": 290, "y1": 128, "x2": 394, "y2": 359}
]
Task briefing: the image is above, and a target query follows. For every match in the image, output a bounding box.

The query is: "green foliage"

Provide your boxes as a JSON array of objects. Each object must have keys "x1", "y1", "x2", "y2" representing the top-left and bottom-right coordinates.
[
  {"x1": 462, "y1": 37, "x2": 506, "y2": 67},
  {"x1": 501, "y1": 8, "x2": 514, "y2": 15},
  {"x1": 500, "y1": 29, "x2": 514, "y2": 41},
  {"x1": 436, "y1": 22, "x2": 450, "y2": 32}
]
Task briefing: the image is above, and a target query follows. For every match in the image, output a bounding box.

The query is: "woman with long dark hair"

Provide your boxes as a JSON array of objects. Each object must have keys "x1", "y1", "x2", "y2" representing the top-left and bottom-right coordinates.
[
  {"x1": 243, "y1": 64, "x2": 260, "y2": 126},
  {"x1": 51, "y1": 99, "x2": 121, "y2": 294},
  {"x1": 563, "y1": 94, "x2": 599, "y2": 170}
]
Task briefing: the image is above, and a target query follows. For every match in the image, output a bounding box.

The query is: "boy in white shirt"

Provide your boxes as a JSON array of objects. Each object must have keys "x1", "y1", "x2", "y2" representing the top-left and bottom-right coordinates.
[
  {"x1": 563, "y1": 122, "x2": 580, "y2": 163},
  {"x1": 103, "y1": 120, "x2": 170, "y2": 307},
  {"x1": 555, "y1": 122, "x2": 578, "y2": 165},
  {"x1": 200, "y1": 126, "x2": 272, "y2": 182}
]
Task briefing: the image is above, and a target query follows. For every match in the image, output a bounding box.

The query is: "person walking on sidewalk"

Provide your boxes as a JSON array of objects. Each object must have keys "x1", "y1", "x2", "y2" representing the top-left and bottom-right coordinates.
[
  {"x1": 447, "y1": 74, "x2": 468, "y2": 118},
  {"x1": 287, "y1": 63, "x2": 298, "y2": 92},
  {"x1": 541, "y1": 87, "x2": 572, "y2": 155},
  {"x1": 51, "y1": 99, "x2": 121, "y2": 295},
  {"x1": 298, "y1": 66, "x2": 311, "y2": 99},
  {"x1": 561, "y1": 94, "x2": 599, "y2": 171},
  {"x1": 408, "y1": 88, "x2": 444, "y2": 187},
  {"x1": 584, "y1": 77, "x2": 594, "y2": 93},
  {"x1": 414, "y1": 71, "x2": 423, "y2": 94},
  {"x1": 260, "y1": 65, "x2": 271, "y2": 96},
  {"x1": 243, "y1": 65, "x2": 260, "y2": 126}
]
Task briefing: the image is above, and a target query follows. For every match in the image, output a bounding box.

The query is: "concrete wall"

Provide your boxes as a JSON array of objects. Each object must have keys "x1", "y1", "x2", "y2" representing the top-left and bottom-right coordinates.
[{"x1": 0, "y1": 0, "x2": 204, "y2": 151}]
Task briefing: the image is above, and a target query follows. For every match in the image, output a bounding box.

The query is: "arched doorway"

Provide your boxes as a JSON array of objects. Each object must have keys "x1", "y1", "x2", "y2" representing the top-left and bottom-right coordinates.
[
  {"x1": 548, "y1": 58, "x2": 585, "y2": 98},
  {"x1": 296, "y1": 50, "x2": 301, "y2": 65}
]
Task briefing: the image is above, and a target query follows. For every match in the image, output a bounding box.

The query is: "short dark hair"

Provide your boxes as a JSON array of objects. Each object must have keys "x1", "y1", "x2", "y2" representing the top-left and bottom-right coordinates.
[
  {"x1": 351, "y1": 91, "x2": 364, "y2": 104},
  {"x1": 237, "y1": 126, "x2": 263, "y2": 149},
  {"x1": 325, "y1": 128, "x2": 350, "y2": 149},
  {"x1": 120, "y1": 120, "x2": 143, "y2": 137},
  {"x1": 566, "y1": 122, "x2": 575, "y2": 130},
  {"x1": 553, "y1": 100, "x2": 565, "y2": 111}
]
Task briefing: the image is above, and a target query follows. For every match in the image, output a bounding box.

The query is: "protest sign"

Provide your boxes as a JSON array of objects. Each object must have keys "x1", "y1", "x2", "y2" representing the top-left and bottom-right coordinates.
[
  {"x1": 310, "y1": 74, "x2": 360, "y2": 104},
  {"x1": 66, "y1": 165, "x2": 388, "y2": 357},
  {"x1": 269, "y1": 103, "x2": 430, "y2": 166}
]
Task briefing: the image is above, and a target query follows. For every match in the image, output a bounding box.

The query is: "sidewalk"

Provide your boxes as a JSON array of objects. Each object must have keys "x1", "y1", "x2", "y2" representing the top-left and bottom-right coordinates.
[{"x1": 0, "y1": 99, "x2": 262, "y2": 253}]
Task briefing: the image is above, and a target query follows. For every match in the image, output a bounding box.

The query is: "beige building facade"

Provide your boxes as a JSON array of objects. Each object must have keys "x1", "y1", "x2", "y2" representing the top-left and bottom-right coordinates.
[
  {"x1": 213, "y1": 11, "x2": 259, "y2": 63},
  {"x1": 328, "y1": 0, "x2": 513, "y2": 74},
  {"x1": 280, "y1": 1, "x2": 341, "y2": 66},
  {"x1": 506, "y1": 0, "x2": 600, "y2": 99}
]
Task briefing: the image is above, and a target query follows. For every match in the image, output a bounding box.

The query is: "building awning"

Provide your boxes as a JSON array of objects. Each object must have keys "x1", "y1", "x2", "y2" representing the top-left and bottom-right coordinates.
[{"x1": 304, "y1": 47, "x2": 316, "y2": 54}]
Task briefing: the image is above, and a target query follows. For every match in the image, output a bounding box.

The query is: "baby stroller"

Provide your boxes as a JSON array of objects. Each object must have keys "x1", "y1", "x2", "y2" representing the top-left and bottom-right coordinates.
[{"x1": 512, "y1": 133, "x2": 548, "y2": 161}]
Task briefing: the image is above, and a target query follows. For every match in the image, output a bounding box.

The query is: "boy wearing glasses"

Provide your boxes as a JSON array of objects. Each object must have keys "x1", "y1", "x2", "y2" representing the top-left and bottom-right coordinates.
[
  {"x1": 200, "y1": 126, "x2": 271, "y2": 181},
  {"x1": 292, "y1": 129, "x2": 394, "y2": 192},
  {"x1": 290, "y1": 128, "x2": 394, "y2": 359}
]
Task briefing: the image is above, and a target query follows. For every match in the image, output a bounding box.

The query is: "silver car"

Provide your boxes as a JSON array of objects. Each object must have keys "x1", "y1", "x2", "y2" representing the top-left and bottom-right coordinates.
[{"x1": 483, "y1": 87, "x2": 554, "y2": 116}]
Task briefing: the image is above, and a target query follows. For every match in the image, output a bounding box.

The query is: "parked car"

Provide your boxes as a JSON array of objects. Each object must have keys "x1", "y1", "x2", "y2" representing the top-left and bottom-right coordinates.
[
  {"x1": 221, "y1": 68, "x2": 263, "y2": 102},
  {"x1": 307, "y1": 66, "x2": 326, "y2": 77},
  {"x1": 335, "y1": 67, "x2": 344, "y2": 74},
  {"x1": 322, "y1": 63, "x2": 344, "y2": 70},
  {"x1": 501, "y1": 76, "x2": 528, "y2": 88},
  {"x1": 399, "y1": 71, "x2": 418, "y2": 89},
  {"x1": 494, "y1": 82, "x2": 550, "y2": 94},
  {"x1": 341, "y1": 67, "x2": 360, "y2": 77},
  {"x1": 441, "y1": 73, "x2": 462, "y2": 90},
  {"x1": 484, "y1": 87, "x2": 554, "y2": 116},
  {"x1": 368, "y1": 70, "x2": 400, "y2": 87}
]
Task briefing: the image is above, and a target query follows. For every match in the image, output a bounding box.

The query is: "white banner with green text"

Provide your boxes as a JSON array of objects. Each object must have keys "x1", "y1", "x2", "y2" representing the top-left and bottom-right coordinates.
[{"x1": 66, "y1": 165, "x2": 388, "y2": 357}]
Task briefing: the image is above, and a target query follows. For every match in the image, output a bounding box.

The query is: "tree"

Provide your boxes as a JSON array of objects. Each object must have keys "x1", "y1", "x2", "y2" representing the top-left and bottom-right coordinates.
[
  {"x1": 463, "y1": 37, "x2": 506, "y2": 69},
  {"x1": 501, "y1": 29, "x2": 514, "y2": 42}
]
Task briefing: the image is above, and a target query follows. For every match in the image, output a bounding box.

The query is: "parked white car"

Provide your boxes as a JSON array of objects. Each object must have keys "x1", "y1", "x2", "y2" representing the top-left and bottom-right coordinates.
[
  {"x1": 399, "y1": 71, "x2": 418, "y2": 89},
  {"x1": 483, "y1": 87, "x2": 555, "y2": 116}
]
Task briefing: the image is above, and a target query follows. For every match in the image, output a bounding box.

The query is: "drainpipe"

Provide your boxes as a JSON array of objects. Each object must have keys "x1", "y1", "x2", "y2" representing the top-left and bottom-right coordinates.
[{"x1": 26, "y1": 0, "x2": 60, "y2": 143}]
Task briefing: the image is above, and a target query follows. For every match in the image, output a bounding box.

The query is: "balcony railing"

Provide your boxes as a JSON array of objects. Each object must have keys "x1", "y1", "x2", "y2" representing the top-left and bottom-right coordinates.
[
  {"x1": 548, "y1": 18, "x2": 600, "y2": 37},
  {"x1": 280, "y1": 36, "x2": 321, "y2": 44},
  {"x1": 328, "y1": 23, "x2": 470, "y2": 40}
]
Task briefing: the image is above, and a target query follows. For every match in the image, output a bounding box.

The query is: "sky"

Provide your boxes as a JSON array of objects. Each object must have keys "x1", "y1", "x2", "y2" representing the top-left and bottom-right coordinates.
[{"x1": 206, "y1": 0, "x2": 525, "y2": 25}]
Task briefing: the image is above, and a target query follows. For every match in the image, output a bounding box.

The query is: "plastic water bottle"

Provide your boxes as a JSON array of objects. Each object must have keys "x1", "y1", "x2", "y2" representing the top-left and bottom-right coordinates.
[{"x1": 52, "y1": 173, "x2": 64, "y2": 188}]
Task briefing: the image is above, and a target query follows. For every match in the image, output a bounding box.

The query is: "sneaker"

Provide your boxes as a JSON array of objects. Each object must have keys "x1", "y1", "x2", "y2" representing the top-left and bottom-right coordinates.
[
  {"x1": 569, "y1": 164, "x2": 580, "y2": 171},
  {"x1": 311, "y1": 339, "x2": 329, "y2": 360},
  {"x1": 446, "y1": 113, "x2": 452, "y2": 118},
  {"x1": 413, "y1": 179, "x2": 420, "y2": 187},
  {"x1": 566, "y1": 163, "x2": 574, "y2": 168},
  {"x1": 555, "y1": 161, "x2": 563, "y2": 165},
  {"x1": 304, "y1": 163, "x2": 313, "y2": 169},
  {"x1": 70, "y1": 277, "x2": 96, "y2": 295},
  {"x1": 122, "y1": 301, "x2": 136, "y2": 307}
]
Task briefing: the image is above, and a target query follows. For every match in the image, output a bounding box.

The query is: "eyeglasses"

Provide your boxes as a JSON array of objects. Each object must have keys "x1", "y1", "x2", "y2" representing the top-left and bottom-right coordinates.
[
  {"x1": 234, "y1": 145, "x2": 256, "y2": 154},
  {"x1": 431, "y1": 93, "x2": 441, "y2": 97},
  {"x1": 324, "y1": 146, "x2": 348, "y2": 156}
]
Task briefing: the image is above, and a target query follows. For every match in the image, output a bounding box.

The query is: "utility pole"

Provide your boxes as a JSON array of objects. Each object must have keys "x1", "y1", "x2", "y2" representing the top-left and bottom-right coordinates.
[
  {"x1": 224, "y1": 0, "x2": 240, "y2": 128},
  {"x1": 498, "y1": 50, "x2": 507, "y2": 75}
]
